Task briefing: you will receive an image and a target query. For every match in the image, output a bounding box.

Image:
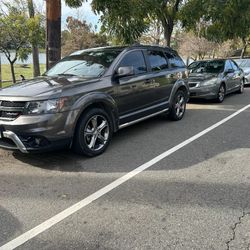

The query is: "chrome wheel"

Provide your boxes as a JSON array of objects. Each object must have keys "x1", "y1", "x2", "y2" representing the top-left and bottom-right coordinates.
[
  {"x1": 84, "y1": 115, "x2": 109, "y2": 151},
  {"x1": 240, "y1": 80, "x2": 244, "y2": 93},
  {"x1": 175, "y1": 94, "x2": 185, "y2": 118}
]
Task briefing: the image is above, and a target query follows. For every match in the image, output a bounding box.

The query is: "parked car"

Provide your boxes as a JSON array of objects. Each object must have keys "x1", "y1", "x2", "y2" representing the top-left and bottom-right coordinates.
[
  {"x1": 187, "y1": 59, "x2": 244, "y2": 102},
  {"x1": 234, "y1": 58, "x2": 250, "y2": 85},
  {"x1": 0, "y1": 45, "x2": 189, "y2": 156}
]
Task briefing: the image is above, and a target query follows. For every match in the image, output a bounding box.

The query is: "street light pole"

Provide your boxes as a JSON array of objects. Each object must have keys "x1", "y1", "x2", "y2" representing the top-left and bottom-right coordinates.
[{"x1": 46, "y1": 0, "x2": 61, "y2": 70}]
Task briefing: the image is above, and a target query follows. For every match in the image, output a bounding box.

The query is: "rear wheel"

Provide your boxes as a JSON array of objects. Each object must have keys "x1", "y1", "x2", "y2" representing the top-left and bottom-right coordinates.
[
  {"x1": 73, "y1": 108, "x2": 113, "y2": 157},
  {"x1": 216, "y1": 84, "x2": 226, "y2": 103},
  {"x1": 169, "y1": 90, "x2": 187, "y2": 121}
]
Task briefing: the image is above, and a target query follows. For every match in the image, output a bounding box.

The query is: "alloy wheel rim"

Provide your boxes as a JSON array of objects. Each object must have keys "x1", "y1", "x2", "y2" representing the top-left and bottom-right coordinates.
[
  {"x1": 84, "y1": 115, "x2": 109, "y2": 151},
  {"x1": 219, "y1": 86, "x2": 225, "y2": 101},
  {"x1": 175, "y1": 94, "x2": 185, "y2": 118},
  {"x1": 241, "y1": 81, "x2": 244, "y2": 92}
]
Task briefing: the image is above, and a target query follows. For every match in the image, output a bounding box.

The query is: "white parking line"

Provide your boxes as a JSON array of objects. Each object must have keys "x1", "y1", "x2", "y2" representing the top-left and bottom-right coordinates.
[{"x1": 1, "y1": 104, "x2": 250, "y2": 250}]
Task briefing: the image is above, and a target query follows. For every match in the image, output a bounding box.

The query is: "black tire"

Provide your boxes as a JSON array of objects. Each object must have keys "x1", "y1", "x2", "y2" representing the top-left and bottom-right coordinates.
[
  {"x1": 73, "y1": 108, "x2": 113, "y2": 157},
  {"x1": 216, "y1": 84, "x2": 226, "y2": 103},
  {"x1": 169, "y1": 90, "x2": 187, "y2": 121},
  {"x1": 237, "y1": 79, "x2": 244, "y2": 94}
]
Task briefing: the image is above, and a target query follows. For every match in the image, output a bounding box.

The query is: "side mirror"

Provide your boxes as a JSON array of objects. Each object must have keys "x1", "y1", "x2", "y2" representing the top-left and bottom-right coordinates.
[
  {"x1": 116, "y1": 66, "x2": 135, "y2": 78},
  {"x1": 225, "y1": 69, "x2": 234, "y2": 74}
]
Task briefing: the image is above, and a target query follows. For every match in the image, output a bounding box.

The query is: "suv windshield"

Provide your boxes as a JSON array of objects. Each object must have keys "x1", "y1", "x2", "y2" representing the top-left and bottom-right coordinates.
[
  {"x1": 188, "y1": 60, "x2": 225, "y2": 74},
  {"x1": 45, "y1": 49, "x2": 122, "y2": 78}
]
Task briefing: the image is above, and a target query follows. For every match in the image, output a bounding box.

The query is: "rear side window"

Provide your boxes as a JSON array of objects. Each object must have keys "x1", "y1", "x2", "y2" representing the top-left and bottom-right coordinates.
[
  {"x1": 231, "y1": 60, "x2": 239, "y2": 71},
  {"x1": 147, "y1": 50, "x2": 168, "y2": 71},
  {"x1": 225, "y1": 60, "x2": 233, "y2": 71},
  {"x1": 165, "y1": 52, "x2": 185, "y2": 68},
  {"x1": 119, "y1": 50, "x2": 147, "y2": 75}
]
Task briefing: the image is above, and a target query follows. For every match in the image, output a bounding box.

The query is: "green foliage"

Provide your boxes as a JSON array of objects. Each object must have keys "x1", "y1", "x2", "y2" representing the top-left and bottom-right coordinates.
[
  {"x1": 0, "y1": 7, "x2": 30, "y2": 62},
  {"x1": 62, "y1": 16, "x2": 108, "y2": 56},
  {"x1": 180, "y1": 0, "x2": 250, "y2": 43},
  {"x1": 65, "y1": 0, "x2": 84, "y2": 8},
  {"x1": 93, "y1": 0, "x2": 151, "y2": 44},
  {"x1": 0, "y1": 0, "x2": 45, "y2": 82}
]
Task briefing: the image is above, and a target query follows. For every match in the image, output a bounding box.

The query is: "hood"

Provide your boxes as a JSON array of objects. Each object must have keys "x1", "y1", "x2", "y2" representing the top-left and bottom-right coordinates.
[
  {"x1": 0, "y1": 76, "x2": 98, "y2": 101},
  {"x1": 242, "y1": 67, "x2": 250, "y2": 74},
  {"x1": 188, "y1": 72, "x2": 219, "y2": 82}
]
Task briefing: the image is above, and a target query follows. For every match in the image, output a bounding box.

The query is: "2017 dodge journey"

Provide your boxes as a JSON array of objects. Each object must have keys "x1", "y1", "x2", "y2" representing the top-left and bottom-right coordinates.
[{"x1": 0, "y1": 45, "x2": 189, "y2": 156}]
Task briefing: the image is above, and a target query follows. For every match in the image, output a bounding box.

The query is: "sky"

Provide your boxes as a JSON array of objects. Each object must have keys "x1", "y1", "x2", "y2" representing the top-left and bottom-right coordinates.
[{"x1": 36, "y1": 0, "x2": 100, "y2": 30}]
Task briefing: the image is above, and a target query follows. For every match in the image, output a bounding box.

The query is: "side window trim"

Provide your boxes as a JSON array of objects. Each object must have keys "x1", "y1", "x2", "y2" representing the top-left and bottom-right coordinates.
[
  {"x1": 147, "y1": 49, "x2": 169, "y2": 73},
  {"x1": 114, "y1": 49, "x2": 148, "y2": 76}
]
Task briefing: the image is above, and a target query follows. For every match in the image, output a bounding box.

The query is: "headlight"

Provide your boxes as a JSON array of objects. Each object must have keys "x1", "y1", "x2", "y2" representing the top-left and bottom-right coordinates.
[
  {"x1": 202, "y1": 78, "x2": 218, "y2": 86},
  {"x1": 24, "y1": 98, "x2": 68, "y2": 115}
]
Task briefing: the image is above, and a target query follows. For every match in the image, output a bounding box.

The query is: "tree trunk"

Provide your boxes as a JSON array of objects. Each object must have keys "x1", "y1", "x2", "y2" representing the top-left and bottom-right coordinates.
[
  {"x1": 155, "y1": 20, "x2": 161, "y2": 45},
  {"x1": 240, "y1": 38, "x2": 248, "y2": 59},
  {"x1": 46, "y1": 0, "x2": 61, "y2": 70},
  {"x1": 0, "y1": 56, "x2": 2, "y2": 88},
  {"x1": 10, "y1": 62, "x2": 16, "y2": 84},
  {"x1": 162, "y1": 19, "x2": 173, "y2": 47},
  {"x1": 28, "y1": 0, "x2": 40, "y2": 77}
]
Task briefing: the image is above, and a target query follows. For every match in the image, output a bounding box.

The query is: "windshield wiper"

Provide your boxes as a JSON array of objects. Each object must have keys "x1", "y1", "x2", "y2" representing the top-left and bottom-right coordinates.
[{"x1": 56, "y1": 73, "x2": 77, "y2": 77}]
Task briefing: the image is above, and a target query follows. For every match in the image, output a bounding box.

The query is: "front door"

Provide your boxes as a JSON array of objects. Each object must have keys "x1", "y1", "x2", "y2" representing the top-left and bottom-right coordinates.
[{"x1": 114, "y1": 50, "x2": 157, "y2": 124}]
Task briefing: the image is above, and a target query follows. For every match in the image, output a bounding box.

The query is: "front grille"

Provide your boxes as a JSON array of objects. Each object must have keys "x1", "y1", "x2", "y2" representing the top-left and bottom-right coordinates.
[
  {"x1": 1, "y1": 101, "x2": 26, "y2": 108},
  {"x1": 0, "y1": 101, "x2": 26, "y2": 121}
]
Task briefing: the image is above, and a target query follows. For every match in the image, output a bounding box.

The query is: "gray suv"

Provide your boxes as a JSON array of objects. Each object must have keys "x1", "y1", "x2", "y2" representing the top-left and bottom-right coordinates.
[{"x1": 0, "y1": 45, "x2": 189, "y2": 156}]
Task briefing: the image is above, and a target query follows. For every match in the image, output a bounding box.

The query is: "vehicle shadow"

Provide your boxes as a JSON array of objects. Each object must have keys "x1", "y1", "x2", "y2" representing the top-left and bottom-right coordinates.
[
  {"x1": 10, "y1": 89, "x2": 250, "y2": 173},
  {"x1": 0, "y1": 206, "x2": 22, "y2": 245}
]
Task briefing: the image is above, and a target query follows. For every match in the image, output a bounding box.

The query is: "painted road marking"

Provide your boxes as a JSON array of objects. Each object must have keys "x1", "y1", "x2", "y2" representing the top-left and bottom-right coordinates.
[{"x1": 1, "y1": 104, "x2": 250, "y2": 250}]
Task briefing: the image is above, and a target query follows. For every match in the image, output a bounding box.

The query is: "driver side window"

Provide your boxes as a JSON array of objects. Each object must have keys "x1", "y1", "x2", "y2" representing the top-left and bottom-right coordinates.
[{"x1": 119, "y1": 51, "x2": 147, "y2": 75}]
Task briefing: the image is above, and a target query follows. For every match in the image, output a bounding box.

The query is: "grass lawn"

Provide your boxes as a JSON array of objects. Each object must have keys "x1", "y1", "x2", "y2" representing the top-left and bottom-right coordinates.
[{"x1": 1, "y1": 64, "x2": 46, "y2": 87}]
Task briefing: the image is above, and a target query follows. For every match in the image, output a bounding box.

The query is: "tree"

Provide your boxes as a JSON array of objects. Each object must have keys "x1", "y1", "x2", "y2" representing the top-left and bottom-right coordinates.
[
  {"x1": 140, "y1": 17, "x2": 164, "y2": 45},
  {"x1": 180, "y1": 0, "x2": 250, "y2": 58},
  {"x1": 151, "y1": 0, "x2": 183, "y2": 47},
  {"x1": 177, "y1": 32, "x2": 216, "y2": 61},
  {"x1": 0, "y1": 7, "x2": 30, "y2": 83},
  {"x1": 27, "y1": 0, "x2": 40, "y2": 77},
  {"x1": 92, "y1": 0, "x2": 184, "y2": 46},
  {"x1": 46, "y1": 0, "x2": 61, "y2": 69},
  {"x1": 62, "y1": 16, "x2": 107, "y2": 56}
]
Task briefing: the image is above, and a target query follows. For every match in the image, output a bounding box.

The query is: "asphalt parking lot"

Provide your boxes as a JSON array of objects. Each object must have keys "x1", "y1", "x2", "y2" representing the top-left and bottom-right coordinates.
[{"x1": 0, "y1": 88, "x2": 250, "y2": 250}]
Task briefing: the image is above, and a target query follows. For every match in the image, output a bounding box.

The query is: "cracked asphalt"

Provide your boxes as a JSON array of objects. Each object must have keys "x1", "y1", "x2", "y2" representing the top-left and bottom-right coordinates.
[{"x1": 0, "y1": 88, "x2": 250, "y2": 250}]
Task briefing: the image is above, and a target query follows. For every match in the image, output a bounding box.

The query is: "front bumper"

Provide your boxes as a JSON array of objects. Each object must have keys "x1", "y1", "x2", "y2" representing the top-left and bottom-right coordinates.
[
  {"x1": 189, "y1": 85, "x2": 219, "y2": 99},
  {"x1": 0, "y1": 112, "x2": 76, "y2": 153}
]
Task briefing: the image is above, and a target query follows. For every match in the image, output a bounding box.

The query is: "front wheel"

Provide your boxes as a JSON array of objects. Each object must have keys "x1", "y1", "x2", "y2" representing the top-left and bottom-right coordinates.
[
  {"x1": 216, "y1": 84, "x2": 226, "y2": 103},
  {"x1": 73, "y1": 108, "x2": 113, "y2": 157},
  {"x1": 169, "y1": 90, "x2": 187, "y2": 121},
  {"x1": 237, "y1": 79, "x2": 244, "y2": 94}
]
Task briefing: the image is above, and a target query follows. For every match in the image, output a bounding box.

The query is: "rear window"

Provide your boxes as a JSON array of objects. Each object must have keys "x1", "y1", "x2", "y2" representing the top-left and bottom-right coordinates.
[
  {"x1": 165, "y1": 52, "x2": 185, "y2": 68},
  {"x1": 147, "y1": 50, "x2": 168, "y2": 71}
]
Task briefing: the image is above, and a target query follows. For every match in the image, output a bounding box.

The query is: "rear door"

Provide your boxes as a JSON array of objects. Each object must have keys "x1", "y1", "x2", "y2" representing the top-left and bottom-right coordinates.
[
  {"x1": 145, "y1": 49, "x2": 175, "y2": 106},
  {"x1": 230, "y1": 60, "x2": 242, "y2": 89}
]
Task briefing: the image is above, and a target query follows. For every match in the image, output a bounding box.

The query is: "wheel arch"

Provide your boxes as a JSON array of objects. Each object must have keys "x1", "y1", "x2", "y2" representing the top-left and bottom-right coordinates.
[
  {"x1": 71, "y1": 93, "x2": 119, "y2": 141},
  {"x1": 169, "y1": 80, "x2": 189, "y2": 105}
]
